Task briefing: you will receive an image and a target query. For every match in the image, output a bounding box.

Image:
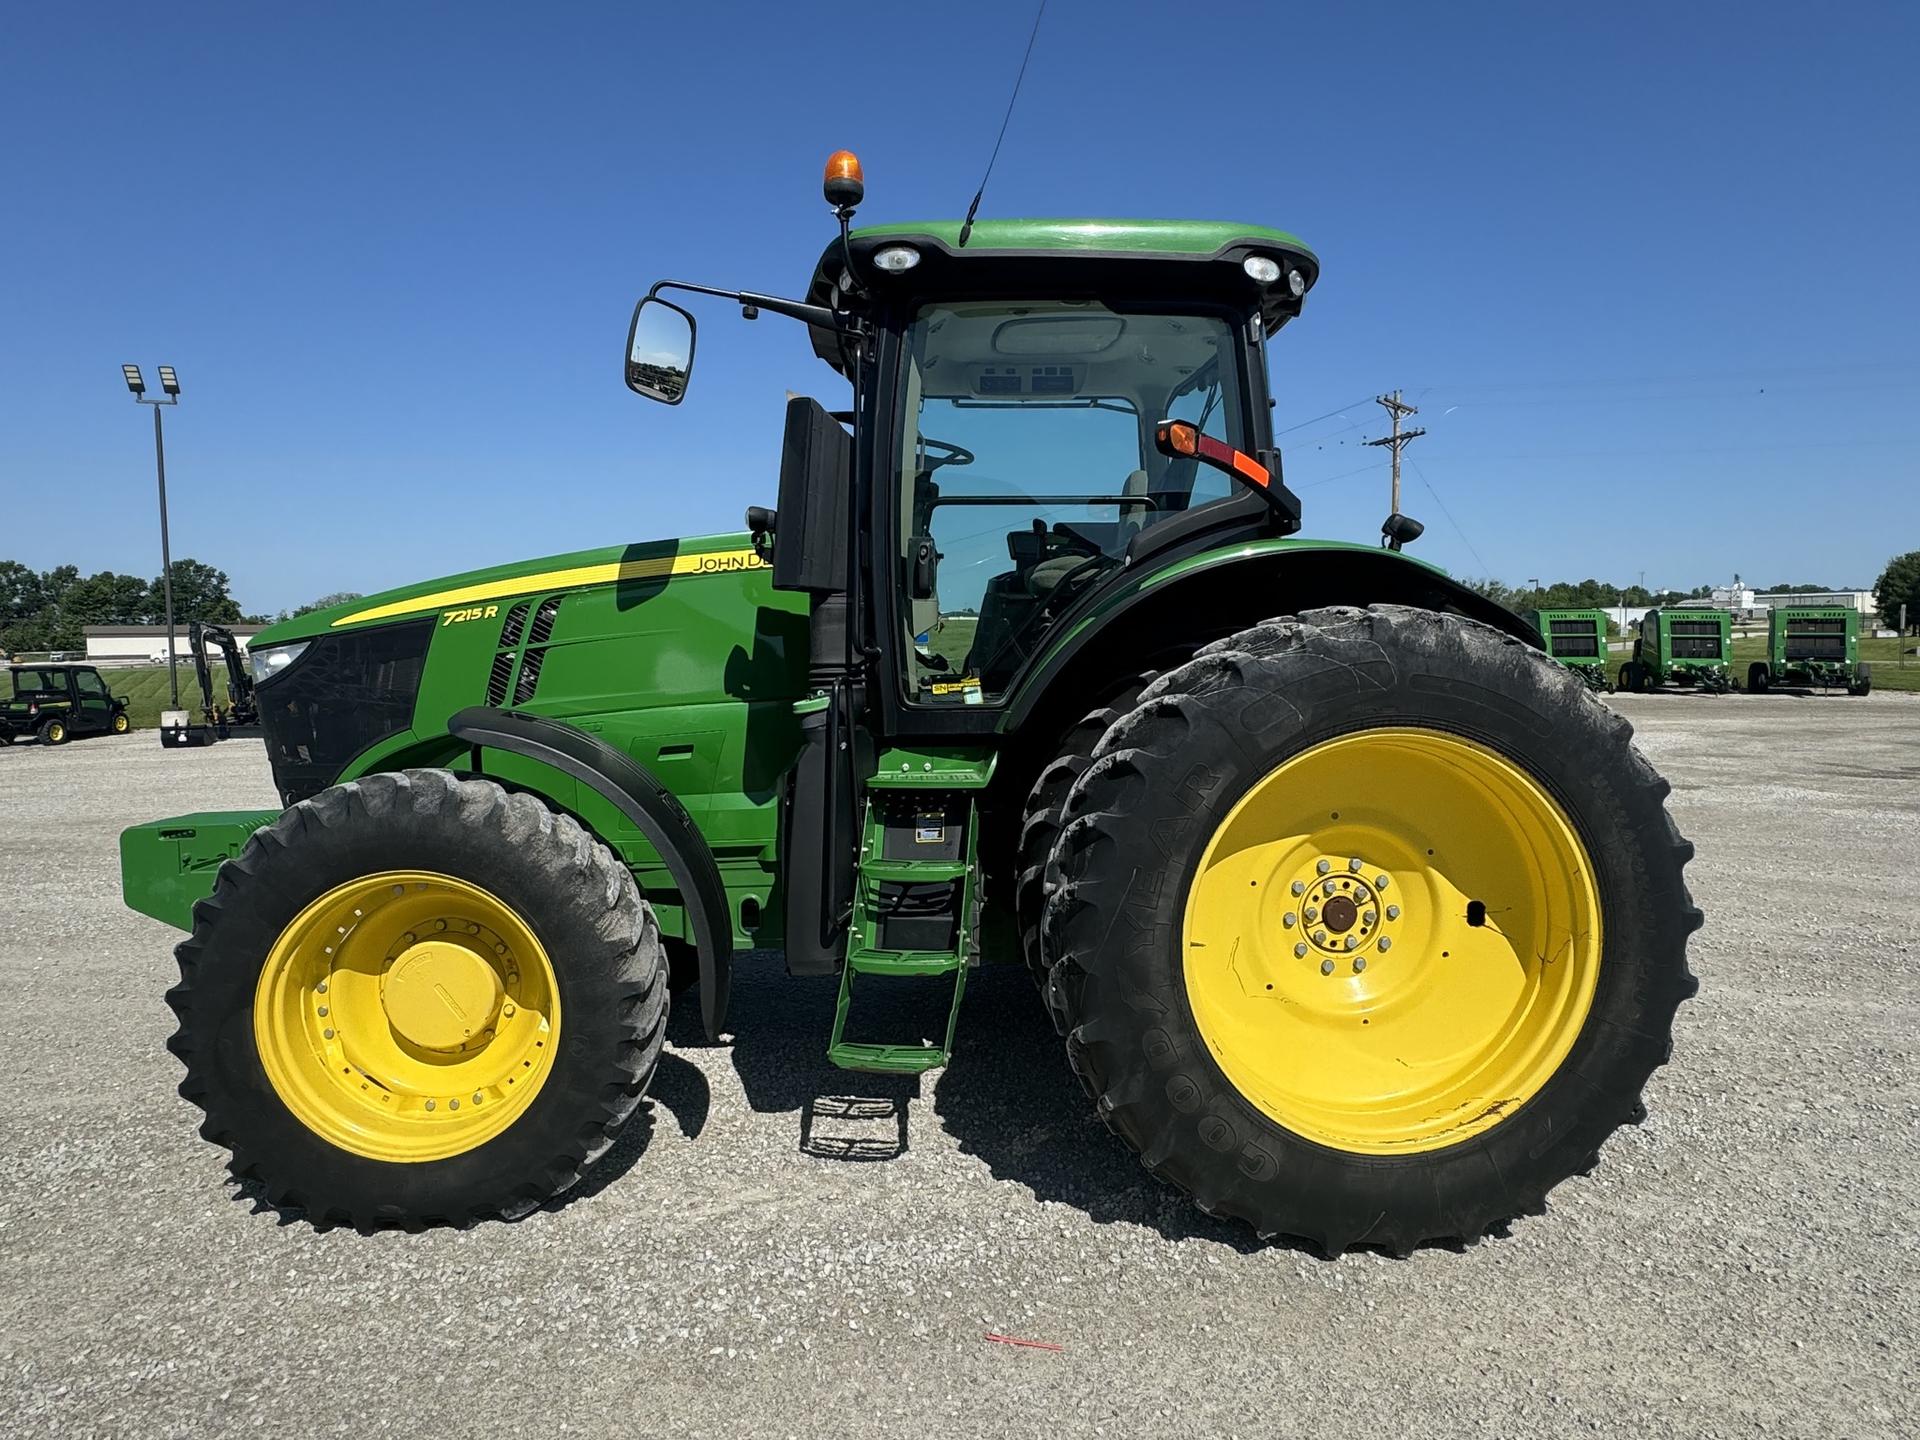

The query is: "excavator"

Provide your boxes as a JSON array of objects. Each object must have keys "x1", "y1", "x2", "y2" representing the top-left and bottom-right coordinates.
[{"x1": 159, "y1": 621, "x2": 262, "y2": 748}]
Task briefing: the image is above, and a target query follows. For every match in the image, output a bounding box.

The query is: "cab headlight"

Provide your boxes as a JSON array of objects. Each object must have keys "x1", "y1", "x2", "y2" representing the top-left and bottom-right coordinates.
[{"x1": 250, "y1": 640, "x2": 310, "y2": 685}]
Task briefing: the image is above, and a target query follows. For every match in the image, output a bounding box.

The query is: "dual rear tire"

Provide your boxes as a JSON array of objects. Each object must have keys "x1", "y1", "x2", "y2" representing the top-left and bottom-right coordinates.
[{"x1": 1032, "y1": 606, "x2": 1700, "y2": 1253}]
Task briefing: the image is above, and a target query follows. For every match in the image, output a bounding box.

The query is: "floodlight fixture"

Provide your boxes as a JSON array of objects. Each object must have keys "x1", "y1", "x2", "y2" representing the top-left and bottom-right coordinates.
[
  {"x1": 123, "y1": 364, "x2": 146, "y2": 396},
  {"x1": 157, "y1": 365, "x2": 180, "y2": 396}
]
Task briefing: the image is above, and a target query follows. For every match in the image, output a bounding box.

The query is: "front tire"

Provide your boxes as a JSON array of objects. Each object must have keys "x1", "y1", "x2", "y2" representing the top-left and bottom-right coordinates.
[
  {"x1": 111, "y1": 711, "x2": 132, "y2": 734},
  {"x1": 1042, "y1": 606, "x2": 1699, "y2": 1253},
  {"x1": 167, "y1": 768, "x2": 667, "y2": 1226}
]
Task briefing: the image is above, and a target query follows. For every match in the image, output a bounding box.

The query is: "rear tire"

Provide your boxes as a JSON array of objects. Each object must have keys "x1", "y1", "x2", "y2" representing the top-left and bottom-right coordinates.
[
  {"x1": 39, "y1": 716, "x2": 68, "y2": 745},
  {"x1": 1042, "y1": 606, "x2": 1699, "y2": 1254},
  {"x1": 1849, "y1": 664, "x2": 1872, "y2": 697},
  {"x1": 1747, "y1": 663, "x2": 1769, "y2": 693},
  {"x1": 167, "y1": 768, "x2": 667, "y2": 1227},
  {"x1": 1013, "y1": 677, "x2": 1151, "y2": 985}
]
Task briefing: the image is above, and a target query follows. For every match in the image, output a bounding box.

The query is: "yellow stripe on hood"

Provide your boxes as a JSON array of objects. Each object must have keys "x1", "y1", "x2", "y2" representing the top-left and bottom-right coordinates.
[{"x1": 333, "y1": 548, "x2": 768, "y2": 627}]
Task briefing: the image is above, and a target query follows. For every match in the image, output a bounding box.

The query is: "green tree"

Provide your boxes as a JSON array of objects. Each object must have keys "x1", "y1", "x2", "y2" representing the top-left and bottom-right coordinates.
[
  {"x1": 148, "y1": 558, "x2": 242, "y2": 625},
  {"x1": 1873, "y1": 551, "x2": 1920, "y2": 633},
  {"x1": 63, "y1": 571, "x2": 152, "y2": 626},
  {"x1": 291, "y1": 590, "x2": 364, "y2": 618}
]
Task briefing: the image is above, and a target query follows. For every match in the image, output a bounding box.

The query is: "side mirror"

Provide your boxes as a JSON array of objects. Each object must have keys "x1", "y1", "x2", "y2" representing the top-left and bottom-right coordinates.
[
  {"x1": 1381, "y1": 512, "x2": 1425, "y2": 551},
  {"x1": 625, "y1": 297, "x2": 697, "y2": 404}
]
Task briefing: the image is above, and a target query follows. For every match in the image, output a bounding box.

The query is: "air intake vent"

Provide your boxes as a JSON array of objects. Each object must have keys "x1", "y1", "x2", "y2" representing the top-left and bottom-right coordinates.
[
  {"x1": 499, "y1": 602, "x2": 530, "y2": 648},
  {"x1": 529, "y1": 597, "x2": 562, "y2": 644},
  {"x1": 485, "y1": 650, "x2": 515, "y2": 706},
  {"x1": 512, "y1": 648, "x2": 546, "y2": 704}
]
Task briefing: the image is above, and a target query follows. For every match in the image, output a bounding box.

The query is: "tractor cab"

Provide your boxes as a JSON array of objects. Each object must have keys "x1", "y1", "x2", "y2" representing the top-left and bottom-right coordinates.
[{"x1": 625, "y1": 157, "x2": 1318, "y2": 741}]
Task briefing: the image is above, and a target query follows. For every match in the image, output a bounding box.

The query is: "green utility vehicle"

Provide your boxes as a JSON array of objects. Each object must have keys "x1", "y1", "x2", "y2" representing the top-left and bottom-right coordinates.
[
  {"x1": 118, "y1": 154, "x2": 1699, "y2": 1253},
  {"x1": 1521, "y1": 608, "x2": 1611, "y2": 692},
  {"x1": 1747, "y1": 607, "x2": 1870, "y2": 695},
  {"x1": 2, "y1": 663, "x2": 131, "y2": 745},
  {"x1": 1620, "y1": 609, "x2": 1733, "y2": 693}
]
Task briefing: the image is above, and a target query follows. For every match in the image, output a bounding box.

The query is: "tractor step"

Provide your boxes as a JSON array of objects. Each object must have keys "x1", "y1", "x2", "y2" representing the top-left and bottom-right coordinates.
[
  {"x1": 846, "y1": 947, "x2": 964, "y2": 977},
  {"x1": 825, "y1": 1042, "x2": 951, "y2": 1075},
  {"x1": 827, "y1": 777, "x2": 979, "y2": 1074}
]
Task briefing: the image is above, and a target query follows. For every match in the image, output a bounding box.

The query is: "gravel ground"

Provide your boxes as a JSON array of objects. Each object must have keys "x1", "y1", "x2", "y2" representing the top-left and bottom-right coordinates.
[{"x1": 1, "y1": 696, "x2": 1914, "y2": 1439}]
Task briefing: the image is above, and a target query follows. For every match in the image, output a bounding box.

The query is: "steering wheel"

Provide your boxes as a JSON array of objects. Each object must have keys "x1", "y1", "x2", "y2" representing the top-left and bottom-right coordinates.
[{"x1": 918, "y1": 437, "x2": 975, "y2": 474}]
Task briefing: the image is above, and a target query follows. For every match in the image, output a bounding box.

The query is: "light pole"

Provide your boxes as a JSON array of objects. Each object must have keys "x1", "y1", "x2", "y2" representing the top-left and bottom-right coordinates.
[{"x1": 124, "y1": 364, "x2": 182, "y2": 708}]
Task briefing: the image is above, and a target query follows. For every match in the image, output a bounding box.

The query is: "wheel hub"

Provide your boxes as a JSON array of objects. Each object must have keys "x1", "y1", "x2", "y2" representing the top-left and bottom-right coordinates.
[
  {"x1": 382, "y1": 940, "x2": 504, "y2": 1052},
  {"x1": 1287, "y1": 855, "x2": 1396, "y2": 964}
]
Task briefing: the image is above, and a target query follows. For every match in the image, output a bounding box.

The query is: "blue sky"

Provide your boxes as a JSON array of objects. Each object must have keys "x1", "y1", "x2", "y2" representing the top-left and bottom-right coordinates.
[{"x1": 1, "y1": 2, "x2": 1914, "y2": 614}]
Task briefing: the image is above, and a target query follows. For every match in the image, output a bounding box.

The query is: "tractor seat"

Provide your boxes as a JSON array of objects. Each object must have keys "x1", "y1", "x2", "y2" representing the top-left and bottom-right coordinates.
[{"x1": 1026, "y1": 470, "x2": 1151, "y2": 596}]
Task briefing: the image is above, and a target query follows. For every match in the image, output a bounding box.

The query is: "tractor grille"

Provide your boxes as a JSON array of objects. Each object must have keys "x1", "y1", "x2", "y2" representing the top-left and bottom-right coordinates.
[
  {"x1": 529, "y1": 597, "x2": 563, "y2": 644},
  {"x1": 484, "y1": 649, "x2": 515, "y2": 706},
  {"x1": 498, "y1": 602, "x2": 530, "y2": 648},
  {"x1": 511, "y1": 648, "x2": 546, "y2": 704},
  {"x1": 1785, "y1": 617, "x2": 1847, "y2": 660},
  {"x1": 256, "y1": 619, "x2": 432, "y2": 806},
  {"x1": 1547, "y1": 619, "x2": 1600, "y2": 658}
]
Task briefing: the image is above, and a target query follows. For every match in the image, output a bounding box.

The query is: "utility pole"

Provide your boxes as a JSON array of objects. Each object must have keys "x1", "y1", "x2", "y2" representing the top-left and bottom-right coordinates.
[{"x1": 1364, "y1": 391, "x2": 1424, "y2": 517}]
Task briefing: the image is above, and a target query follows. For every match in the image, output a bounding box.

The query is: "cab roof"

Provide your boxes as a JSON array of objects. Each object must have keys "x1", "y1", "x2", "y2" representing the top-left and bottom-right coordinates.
[{"x1": 806, "y1": 218, "x2": 1319, "y2": 370}]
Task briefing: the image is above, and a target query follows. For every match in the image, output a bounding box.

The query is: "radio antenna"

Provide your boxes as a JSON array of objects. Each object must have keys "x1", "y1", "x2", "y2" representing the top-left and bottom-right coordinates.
[{"x1": 957, "y1": 0, "x2": 1048, "y2": 248}]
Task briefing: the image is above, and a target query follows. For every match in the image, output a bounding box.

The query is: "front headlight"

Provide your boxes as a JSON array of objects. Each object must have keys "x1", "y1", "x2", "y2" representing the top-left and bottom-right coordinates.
[{"x1": 250, "y1": 640, "x2": 311, "y2": 686}]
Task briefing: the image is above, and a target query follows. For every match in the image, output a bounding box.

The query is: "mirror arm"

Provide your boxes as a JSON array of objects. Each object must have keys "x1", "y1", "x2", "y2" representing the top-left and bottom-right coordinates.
[{"x1": 648, "y1": 279, "x2": 852, "y2": 334}]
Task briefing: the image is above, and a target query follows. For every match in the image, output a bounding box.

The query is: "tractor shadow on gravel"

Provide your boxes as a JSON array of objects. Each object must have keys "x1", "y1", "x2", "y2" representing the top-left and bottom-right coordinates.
[{"x1": 687, "y1": 952, "x2": 1277, "y2": 1253}]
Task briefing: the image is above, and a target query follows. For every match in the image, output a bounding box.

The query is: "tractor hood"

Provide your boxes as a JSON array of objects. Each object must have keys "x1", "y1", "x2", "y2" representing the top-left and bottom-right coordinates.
[{"x1": 251, "y1": 532, "x2": 772, "y2": 647}]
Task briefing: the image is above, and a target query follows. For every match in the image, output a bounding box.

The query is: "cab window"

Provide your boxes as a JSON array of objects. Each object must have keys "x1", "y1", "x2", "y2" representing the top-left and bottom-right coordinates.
[
  {"x1": 76, "y1": 670, "x2": 108, "y2": 696},
  {"x1": 896, "y1": 300, "x2": 1248, "y2": 705}
]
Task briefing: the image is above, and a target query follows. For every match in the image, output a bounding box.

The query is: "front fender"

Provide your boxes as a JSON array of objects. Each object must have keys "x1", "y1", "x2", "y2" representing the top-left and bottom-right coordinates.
[{"x1": 448, "y1": 706, "x2": 733, "y2": 1040}]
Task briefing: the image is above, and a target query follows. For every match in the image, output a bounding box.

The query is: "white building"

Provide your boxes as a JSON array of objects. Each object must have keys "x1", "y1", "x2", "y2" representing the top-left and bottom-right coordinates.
[{"x1": 83, "y1": 623, "x2": 265, "y2": 665}]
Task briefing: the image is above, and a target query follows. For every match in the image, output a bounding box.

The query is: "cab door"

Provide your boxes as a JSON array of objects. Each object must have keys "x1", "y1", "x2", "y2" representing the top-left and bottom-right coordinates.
[{"x1": 72, "y1": 668, "x2": 114, "y2": 733}]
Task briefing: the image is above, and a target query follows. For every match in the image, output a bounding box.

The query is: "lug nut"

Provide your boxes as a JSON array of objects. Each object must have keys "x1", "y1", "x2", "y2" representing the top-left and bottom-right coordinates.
[
  {"x1": 1376, "y1": 876, "x2": 1390, "y2": 890},
  {"x1": 1378, "y1": 937, "x2": 1392, "y2": 952},
  {"x1": 472, "y1": 1093, "x2": 483, "y2": 1105},
  {"x1": 1363, "y1": 911, "x2": 1377, "y2": 927},
  {"x1": 1294, "y1": 943, "x2": 1308, "y2": 959},
  {"x1": 1349, "y1": 858, "x2": 1364, "y2": 873},
  {"x1": 1320, "y1": 959, "x2": 1335, "y2": 975},
  {"x1": 1283, "y1": 913, "x2": 1296, "y2": 928},
  {"x1": 425, "y1": 1100, "x2": 436, "y2": 1111},
  {"x1": 1316, "y1": 859, "x2": 1331, "y2": 876},
  {"x1": 1386, "y1": 905, "x2": 1400, "y2": 920},
  {"x1": 1290, "y1": 881, "x2": 1306, "y2": 896},
  {"x1": 316, "y1": 1006, "x2": 328, "y2": 1017},
  {"x1": 1314, "y1": 931, "x2": 1329, "y2": 946},
  {"x1": 323, "y1": 1028, "x2": 334, "y2": 1040},
  {"x1": 315, "y1": 982, "x2": 327, "y2": 994},
  {"x1": 1304, "y1": 907, "x2": 1318, "y2": 923},
  {"x1": 1344, "y1": 935, "x2": 1358, "y2": 951},
  {"x1": 1353, "y1": 958, "x2": 1367, "y2": 973}
]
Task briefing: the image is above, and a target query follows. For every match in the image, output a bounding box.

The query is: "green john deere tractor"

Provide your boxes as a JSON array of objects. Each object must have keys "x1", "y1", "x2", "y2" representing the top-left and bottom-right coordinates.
[
  {"x1": 1620, "y1": 608, "x2": 1733, "y2": 693},
  {"x1": 1520, "y1": 608, "x2": 1611, "y2": 692},
  {"x1": 1747, "y1": 607, "x2": 1870, "y2": 695},
  {"x1": 119, "y1": 154, "x2": 1700, "y2": 1252}
]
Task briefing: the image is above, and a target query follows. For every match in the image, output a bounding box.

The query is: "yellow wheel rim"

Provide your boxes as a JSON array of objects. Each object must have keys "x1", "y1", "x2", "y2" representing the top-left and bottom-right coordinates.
[
  {"x1": 44, "y1": 720, "x2": 65, "y2": 742},
  {"x1": 112, "y1": 713, "x2": 130, "y2": 733},
  {"x1": 1181, "y1": 729, "x2": 1601, "y2": 1154},
  {"x1": 253, "y1": 871, "x2": 561, "y2": 1162}
]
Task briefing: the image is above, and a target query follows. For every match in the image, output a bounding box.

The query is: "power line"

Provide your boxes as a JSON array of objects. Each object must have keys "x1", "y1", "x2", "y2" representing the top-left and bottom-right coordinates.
[
  {"x1": 1405, "y1": 456, "x2": 1492, "y2": 577},
  {"x1": 1274, "y1": 394, "x2": 1382, "y2": 437}
]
